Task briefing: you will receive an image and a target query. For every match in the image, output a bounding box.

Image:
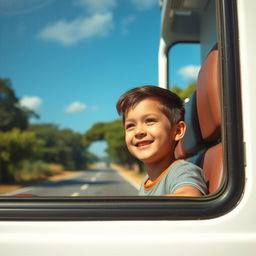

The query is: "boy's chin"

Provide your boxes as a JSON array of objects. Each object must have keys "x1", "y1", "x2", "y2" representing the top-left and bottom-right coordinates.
[
  {"x1": 136, "y1": 155, "x2": 156, "y2": 165},
  {"x1": 129, "y1": 149, "x2": 160, "y2": 164}
]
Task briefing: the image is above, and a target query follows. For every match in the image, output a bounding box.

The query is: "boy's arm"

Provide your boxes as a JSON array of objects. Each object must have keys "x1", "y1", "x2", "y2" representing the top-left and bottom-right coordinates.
[{"x1": 166, "y1": 186, "x2": 203, "y2": 197}]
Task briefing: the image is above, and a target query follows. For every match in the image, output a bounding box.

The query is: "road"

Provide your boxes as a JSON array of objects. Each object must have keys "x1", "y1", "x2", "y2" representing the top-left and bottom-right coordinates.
[{"x1": 2, "y1": 166, "x2": 139, "y2": 196}]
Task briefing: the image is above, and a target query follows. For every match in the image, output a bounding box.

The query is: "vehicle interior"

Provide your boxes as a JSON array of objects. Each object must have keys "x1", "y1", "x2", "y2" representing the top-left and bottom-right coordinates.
[
  {"x1": 159, "y1": 0, "x2": 223, "y2": 194},
  {"x1": 175, "y1": 45, "x2": 223, "y2": 194}
]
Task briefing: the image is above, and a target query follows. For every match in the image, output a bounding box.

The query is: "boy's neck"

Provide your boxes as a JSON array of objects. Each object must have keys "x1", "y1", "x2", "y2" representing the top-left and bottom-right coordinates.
[{"x1": 145, "y1": 155, "x2": 176, "y2": 182}]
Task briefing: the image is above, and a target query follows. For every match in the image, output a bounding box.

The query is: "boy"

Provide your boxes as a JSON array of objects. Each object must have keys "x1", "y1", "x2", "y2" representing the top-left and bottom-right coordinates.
[{"x1": 116, "y1": 85, "x2": 207, "y2": 196}]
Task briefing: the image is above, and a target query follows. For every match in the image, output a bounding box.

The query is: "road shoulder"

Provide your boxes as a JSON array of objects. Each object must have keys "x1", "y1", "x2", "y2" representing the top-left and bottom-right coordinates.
[
  {"x1": 0, "y1": 171, "x2": 80, "y2": 195},
  {"x1": 111, "y1": 164, "x2": 144, "y2": 191}
]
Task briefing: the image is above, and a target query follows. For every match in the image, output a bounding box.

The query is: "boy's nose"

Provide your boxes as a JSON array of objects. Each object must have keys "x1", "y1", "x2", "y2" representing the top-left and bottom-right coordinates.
[{"x1": 135, "y1": 127, "x2": 146, "y2": 138}]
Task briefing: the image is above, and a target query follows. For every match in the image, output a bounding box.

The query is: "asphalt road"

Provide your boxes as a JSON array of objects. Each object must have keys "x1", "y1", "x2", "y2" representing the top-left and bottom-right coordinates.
[{"x1": 2, "y1": 166, "x2": 139, "y2": 197}]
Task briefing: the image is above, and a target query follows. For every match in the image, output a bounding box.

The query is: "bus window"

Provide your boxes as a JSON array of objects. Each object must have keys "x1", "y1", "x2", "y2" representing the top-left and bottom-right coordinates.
[
  {"x1": 168, "y1": 43, "x2": 201, "y2": 100},
  {"x1": 0, "y1": 0, "x2": 245, "y2": 221}
]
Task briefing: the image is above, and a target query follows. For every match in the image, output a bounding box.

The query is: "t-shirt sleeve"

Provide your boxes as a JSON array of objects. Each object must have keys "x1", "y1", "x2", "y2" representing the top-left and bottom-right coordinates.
[{"x1": 168, "y1": 161, "x2": 208, "y2": 195}]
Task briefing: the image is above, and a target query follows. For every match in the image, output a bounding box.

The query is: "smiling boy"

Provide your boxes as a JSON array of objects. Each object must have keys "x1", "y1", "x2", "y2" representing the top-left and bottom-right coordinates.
[{"x1": 116, "y1": 85, "x2": 207, "y2": 196}]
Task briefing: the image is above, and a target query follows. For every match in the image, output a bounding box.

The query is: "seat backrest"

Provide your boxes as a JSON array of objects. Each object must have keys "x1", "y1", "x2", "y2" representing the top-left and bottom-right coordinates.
[
  {"x1": 175, "y1": 45, "x2": 223, "y2": 194},
  {"x1": 197, "y1": 46, "x2": 221, "y2": 143},
  {"x1": 203, "y1": 143, "x2": 223, "y2": 193}
]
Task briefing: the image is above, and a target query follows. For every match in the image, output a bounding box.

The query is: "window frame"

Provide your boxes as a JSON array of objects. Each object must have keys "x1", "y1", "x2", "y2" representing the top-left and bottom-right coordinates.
[{"x1": 0, "y1": 0, "x2": 245, "y2": 221}]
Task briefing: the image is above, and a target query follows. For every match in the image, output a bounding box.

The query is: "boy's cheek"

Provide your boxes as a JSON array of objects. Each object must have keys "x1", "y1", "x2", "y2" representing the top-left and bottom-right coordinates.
[
  {"x1": 125, "y1": 136, "x2": 135, "y2": 153},
  {"x1": 125, "y1": 143, "x2": 135, "y2": 156},
  {"x1": 125, "y1": 134, "x2": 131, "y2": 146}
]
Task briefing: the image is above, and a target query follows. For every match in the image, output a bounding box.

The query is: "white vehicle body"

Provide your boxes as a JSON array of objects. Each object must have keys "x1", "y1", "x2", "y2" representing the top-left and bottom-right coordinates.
[{"x1": 1, "y1": 0, "x2": 256, "y2": 255}]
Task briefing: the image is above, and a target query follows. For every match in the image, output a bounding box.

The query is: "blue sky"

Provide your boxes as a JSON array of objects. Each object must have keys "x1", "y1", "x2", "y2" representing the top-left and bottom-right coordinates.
[{"x1": 0, "y1": 0, "x2": 200, "y2": 157}]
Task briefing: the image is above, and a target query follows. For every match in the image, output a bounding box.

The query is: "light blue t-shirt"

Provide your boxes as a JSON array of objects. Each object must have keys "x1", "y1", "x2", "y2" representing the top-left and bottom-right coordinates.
[{"x1": 139, "y1": 160, "x2": 208, "y2": 196}]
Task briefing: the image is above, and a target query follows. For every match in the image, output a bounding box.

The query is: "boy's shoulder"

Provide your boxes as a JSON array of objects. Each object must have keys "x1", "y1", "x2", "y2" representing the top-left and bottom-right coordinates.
[
  {"x1": 171, "y1": 159, "x2": 199, "y2": 169},
  {"x1": 166, "y1": 159, "x2": 204, "y2": 177},
  {"x1": 139, "y1": 159, "x2": 207, "y2": 195}
]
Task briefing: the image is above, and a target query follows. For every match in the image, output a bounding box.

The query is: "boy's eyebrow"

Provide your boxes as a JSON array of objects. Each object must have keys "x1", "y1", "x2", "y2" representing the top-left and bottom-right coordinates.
[
  {"x1": 124, "y1": 118, "x2": 135, "y2": 123},
  {"x1": 125, "y1": 113, "x2": 158, "y2": 123}
]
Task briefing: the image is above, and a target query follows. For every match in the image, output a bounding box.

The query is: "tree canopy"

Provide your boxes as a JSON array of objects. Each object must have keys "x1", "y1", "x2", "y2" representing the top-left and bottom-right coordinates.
[
  {"x1": 0, "y1": 128, "x2": 43, "y2": 183},
  {"x1": 0, "y1": 78, "x2": 37, "y2": 131},
  {"x1": 0, "y1": 78, "x2": 97, "y2": 183},
  {"x1": 84, "y1": 119, "x2": 139, "y2": 169},
  {"x1": 29, "y1": 124, "x2": 90, "y2": 170},
  {"x1": 170, "y1": 83, "x2": 196, "y2": 100}
]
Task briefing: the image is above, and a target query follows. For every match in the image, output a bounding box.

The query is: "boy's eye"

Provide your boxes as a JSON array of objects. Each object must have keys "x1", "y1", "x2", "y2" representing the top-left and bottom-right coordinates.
[
  {"x1": 146, "y1": 118, "x2": 156, "y2": 124},
  {"x1": 125, "y1": 123, "x2": 135, "y2": 130}
]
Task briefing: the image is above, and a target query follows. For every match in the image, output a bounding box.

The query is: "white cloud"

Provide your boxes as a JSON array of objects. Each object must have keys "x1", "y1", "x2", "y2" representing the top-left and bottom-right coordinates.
[
  {"x1": 178, "y1": 65, "x2": 201, "y2": 82},
  {"x1": 19, "y1": 96, "x2": 42, "y2": 111},
  {"x1": 65, "y1": 101, "x2": 86, "y2": 113},
  {"x1": 0, "y1": 0, "x2": 53, "y2": 16},
  {"x1": 74, "y1": 0, "x2": 116, "y2": 14},
  {"x1": 38, "y1": 12, "x2": 114, "y2": 46},
  {"x1": 130, "y1": 0, "x2": 158, "y2": 10},
  {"x1": 121, "y1": 16, "x2": 135, "y2": 34},
  {"x1": 122, "y1": 16, "x2": 136, "y2": 26}
]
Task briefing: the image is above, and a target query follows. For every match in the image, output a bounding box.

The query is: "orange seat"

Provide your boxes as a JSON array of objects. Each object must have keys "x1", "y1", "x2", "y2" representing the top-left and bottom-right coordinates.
[
  {"x1": 203, "y1": 143, "x2": 223, "y2": 193},
  {"x1": 175, "y1": 45, "x2": 223, "y2": 194}
]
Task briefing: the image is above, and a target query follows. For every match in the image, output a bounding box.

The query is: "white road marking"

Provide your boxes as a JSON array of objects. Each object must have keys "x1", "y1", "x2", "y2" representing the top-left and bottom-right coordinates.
[
  {"x1": 81, "y1": 184, "x2": 89, "y2": 190},
  {"x1": 71, "y1": 192, "x2": 80, "y2": 197}
]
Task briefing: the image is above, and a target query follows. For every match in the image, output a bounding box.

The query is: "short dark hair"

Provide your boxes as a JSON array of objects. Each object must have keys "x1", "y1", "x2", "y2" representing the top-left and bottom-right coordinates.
[{"x1": 116, "y1": 85, "x2": 185, "y2": 125}]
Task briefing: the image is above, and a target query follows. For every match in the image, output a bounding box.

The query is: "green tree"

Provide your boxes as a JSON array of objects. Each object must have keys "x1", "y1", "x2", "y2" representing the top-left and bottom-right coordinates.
[
  {"x1": 28, "y1": 124, "x2": 61, "y2": 163},
  {"x1": 84, "y1": 120, "x2": 143, "y2": 172},
  {"x1": 104, "y1": 120, "x2": 136, "y2": 166},
  {"x1": 59, "y1": 129, "x2": 87, "y2": 169},
  {"x1": 170, "y1": 83, "x2": 196, "y2": 100},
  {"x1": 0, "y1": 78, "x2": 38, "y2": 131},
  {"x1": 83, "y1": 122, "x2": 106, "y2": 148},
  {"x1": 0, "y1": 128, "x2": 43, "y2": 183},
  {"x1": 29, "y1": 124, "x2": 90, "y2": 170}
]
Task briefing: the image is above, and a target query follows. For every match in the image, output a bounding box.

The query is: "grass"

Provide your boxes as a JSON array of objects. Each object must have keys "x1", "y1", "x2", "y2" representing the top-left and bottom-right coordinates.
[{"x1": 0, "y1": 162, "x2": 81, "y2": 194}]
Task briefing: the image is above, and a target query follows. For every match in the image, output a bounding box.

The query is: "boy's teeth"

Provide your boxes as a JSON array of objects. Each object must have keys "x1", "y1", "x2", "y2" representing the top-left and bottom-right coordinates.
[{"x1": 137, "y1": 141, "x2": 150, "y2": 146}]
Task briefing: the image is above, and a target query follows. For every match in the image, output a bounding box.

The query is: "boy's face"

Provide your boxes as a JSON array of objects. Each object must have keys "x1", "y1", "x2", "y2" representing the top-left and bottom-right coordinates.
[{"x1": 124, "y1": 98, "x2": 181, "y2": 165}]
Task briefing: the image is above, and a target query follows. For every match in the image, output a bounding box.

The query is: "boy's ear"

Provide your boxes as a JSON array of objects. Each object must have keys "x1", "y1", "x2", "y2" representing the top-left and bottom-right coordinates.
[{"x1": 174, "y1": 121, "x2": 186, "y2": 142}]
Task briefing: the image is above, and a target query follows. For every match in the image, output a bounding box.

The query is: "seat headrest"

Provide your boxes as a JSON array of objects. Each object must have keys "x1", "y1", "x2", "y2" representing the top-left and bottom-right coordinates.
[
  {"x1": 175, "y1": 46, "x2": 221, "y2": 159},
  {"x1": 175, "y1": 92, "x2": 204, "y2": 159},
  {"x1": 197, "y1": 48, "x2": 221, "y2": 141}
]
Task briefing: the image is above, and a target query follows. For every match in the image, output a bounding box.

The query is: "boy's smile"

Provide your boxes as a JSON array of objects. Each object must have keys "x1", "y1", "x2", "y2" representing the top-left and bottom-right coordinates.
[
  {"x1": 124, "y1": 98, "x2": 180, "y2": 167},
  {"x1": 135, "y1": 140, "x2": 153, "y2": 148}
]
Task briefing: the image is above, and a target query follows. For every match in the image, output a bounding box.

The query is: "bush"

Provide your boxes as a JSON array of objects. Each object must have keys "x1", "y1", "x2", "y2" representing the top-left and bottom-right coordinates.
[
  {"x1": 15, "y1": 161, "x2": 63, "y2": 183},
  {"x1": 0, "y1": 128, "x2": 43, "y2": 183},
  {"x1": 48, "y1": 163, "x2": 64, "y2": 175}
]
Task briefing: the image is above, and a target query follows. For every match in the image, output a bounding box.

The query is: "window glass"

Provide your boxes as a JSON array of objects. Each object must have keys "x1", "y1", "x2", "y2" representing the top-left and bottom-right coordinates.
[
  {"x1": 0, "y1": 0, "x2": 160, "y2": 197},
  {"x1": 168, "y1": 43, "x2": 200, "y2": 101},
  {"x1": 0, "y1": 0, "x2": 245, "y2": 221}
]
